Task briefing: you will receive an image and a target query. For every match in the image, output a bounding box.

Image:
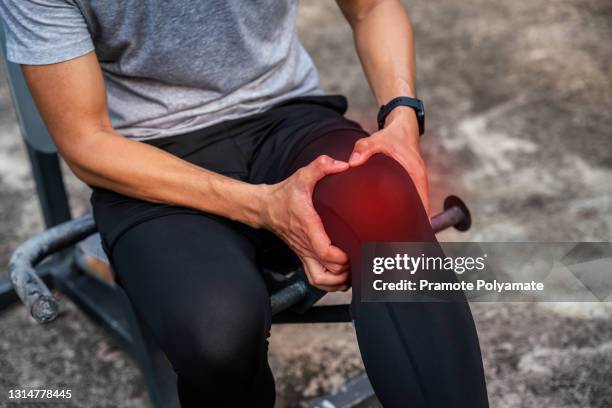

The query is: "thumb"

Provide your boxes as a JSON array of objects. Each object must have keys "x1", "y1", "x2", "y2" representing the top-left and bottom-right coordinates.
[
  {"x1": 305, "y1": 155, "x2": 349, "y2": 183},
  {"x1": 348, "y1": 137, "x2": 377, "y2": 167}
]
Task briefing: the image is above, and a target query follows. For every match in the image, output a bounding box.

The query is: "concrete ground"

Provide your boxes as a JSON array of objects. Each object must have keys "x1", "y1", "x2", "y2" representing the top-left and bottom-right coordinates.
[{"x1": 1, "y1": 0, "x2": 611, "y2": 406}]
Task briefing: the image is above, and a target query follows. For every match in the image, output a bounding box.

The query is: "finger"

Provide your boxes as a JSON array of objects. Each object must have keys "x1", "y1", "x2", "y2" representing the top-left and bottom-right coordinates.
[
  {"x1": 301, "y1": 258, "x2": 345, "y2": 292},
  {"x1": 308, "y1": 217, "x2": 349, "y2": 264},
  {"x1": 348, "y1": 137, "x2": 379, "y2": 167},
  {"x1": 304, "y1": 155, "x2": 348, "y2": 183},
  {"x1": 314, "y1": 283, "x2": 349, "y2": 292},
  {"x1": 323, "y1": 261, "x2": 350, "y2": 274},
  {"x1": 318, "y1": 243, "x2": 349, "y2": 265},
  {"x1": 315, "y1": 270, "x2": 349, "y2": 287},
  {"x1": 302, "y1": 257, "x2": 349, "y2": 287},
  {"x1": 303, "y1": 208, "x2": 349, "y2": 264}
]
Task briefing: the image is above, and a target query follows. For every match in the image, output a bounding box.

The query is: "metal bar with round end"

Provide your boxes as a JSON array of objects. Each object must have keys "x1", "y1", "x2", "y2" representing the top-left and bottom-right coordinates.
[
  {"x1": 431, "y1": 195, "x2": 472, "y2": 233},
  {"x1": 8, "y1": 214, "x2": 96, "y2": 323}
]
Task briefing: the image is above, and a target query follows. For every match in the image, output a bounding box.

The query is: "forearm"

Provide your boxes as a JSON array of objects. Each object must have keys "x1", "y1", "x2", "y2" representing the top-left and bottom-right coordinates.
[
  {"x1": 349, "y1": 0, "x2": 417, "y2": 104},
  {"x1": 21, "y1": 54, "x2": 266, "y2": 228},
  {"x1": 341, "y1": 0, "x2": 430, "y2": 212},
  {"x1": 65, "y1": 129, "x2": 266, "y2": 227}
]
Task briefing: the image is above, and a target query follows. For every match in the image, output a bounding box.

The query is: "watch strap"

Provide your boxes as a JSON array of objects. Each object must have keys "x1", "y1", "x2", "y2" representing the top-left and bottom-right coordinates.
[{"x1": 377, "y1": 96, "x2": 425, "y2": 135}]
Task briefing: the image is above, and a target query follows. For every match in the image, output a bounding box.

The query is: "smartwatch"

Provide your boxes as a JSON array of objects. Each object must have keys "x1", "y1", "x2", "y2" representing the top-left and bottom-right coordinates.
[{"x1": 377, "y1": 96, "x2": 425, "y2": 135}]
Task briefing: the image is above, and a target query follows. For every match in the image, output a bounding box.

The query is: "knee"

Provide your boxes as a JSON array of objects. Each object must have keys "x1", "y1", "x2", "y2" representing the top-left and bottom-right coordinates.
[
  {"x1": 313, "y1": 153, "x2": 428, "y2": 240},
  {"x1": 356, "y1": 153, "x2": 422, "y2": 216},
  {"x1": 167, "y1": 289, "x2": 271, "y2": 386},
  {"x1": 314, "y1": 153, "x2": 419, "y2": 210}
]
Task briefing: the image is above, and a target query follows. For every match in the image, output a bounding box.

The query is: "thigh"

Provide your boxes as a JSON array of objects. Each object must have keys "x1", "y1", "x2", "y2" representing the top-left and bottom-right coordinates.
[
  {"x1": 247, "y1": 100, "x2": 367, "y2": 185},
  {"x1": 108, "y1": 212, "x2": 272, "y2": 368},
  {"x1": 284, "y1": 127, "x2": 365, "y2": 177}
]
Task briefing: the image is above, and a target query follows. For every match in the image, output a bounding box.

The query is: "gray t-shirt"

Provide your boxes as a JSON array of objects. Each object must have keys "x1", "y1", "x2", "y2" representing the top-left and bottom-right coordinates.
[{"x1": 0, "y1": 0, "x2": 321, "y2": 140}]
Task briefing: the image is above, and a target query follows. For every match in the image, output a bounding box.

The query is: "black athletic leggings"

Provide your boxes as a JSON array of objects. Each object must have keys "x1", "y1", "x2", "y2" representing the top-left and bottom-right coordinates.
[{"x1": 92, "y1": 95, "x2": 488, "y2": 407}]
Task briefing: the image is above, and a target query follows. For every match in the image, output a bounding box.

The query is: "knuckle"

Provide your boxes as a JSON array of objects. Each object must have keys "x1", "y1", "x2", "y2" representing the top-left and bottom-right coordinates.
[
  {"x1": 317, "y1": 155, "x2": 331, "y2": 166},
  {"x1": 295, "y1": 167, "x2": 307, "y2": 179},
  {"x1": 356, "y1": 139, "x2": 369, "y2": 149},
  {"x1": 317, "y1": 247, "x2": 331, "y2": 260}
]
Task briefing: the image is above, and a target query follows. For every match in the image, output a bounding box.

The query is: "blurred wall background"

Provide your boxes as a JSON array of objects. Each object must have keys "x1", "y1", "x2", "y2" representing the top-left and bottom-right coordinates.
[{"x1": 0, "y1": 0, "x2": 611, "y2": 407}]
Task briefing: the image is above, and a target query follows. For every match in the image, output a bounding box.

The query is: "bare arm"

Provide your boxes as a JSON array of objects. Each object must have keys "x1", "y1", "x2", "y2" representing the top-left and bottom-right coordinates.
[
  {"x1": 23, "y1": 52, "x2": 266, "y2": 226},
  {"x1": 23, "y1": 52, "x2": 349, "y2": 289},
  {"x1": 338, "y1": 0, "x2": 417, "y2": 108},
  {"x1": 337, "y1": 0, "x2": 430, "y2": 213}
]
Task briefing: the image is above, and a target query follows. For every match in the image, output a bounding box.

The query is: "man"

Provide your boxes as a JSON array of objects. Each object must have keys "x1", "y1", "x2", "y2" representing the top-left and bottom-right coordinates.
[{"x1": 0, "y1": 0, "x2": 488, "y2": 406}]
